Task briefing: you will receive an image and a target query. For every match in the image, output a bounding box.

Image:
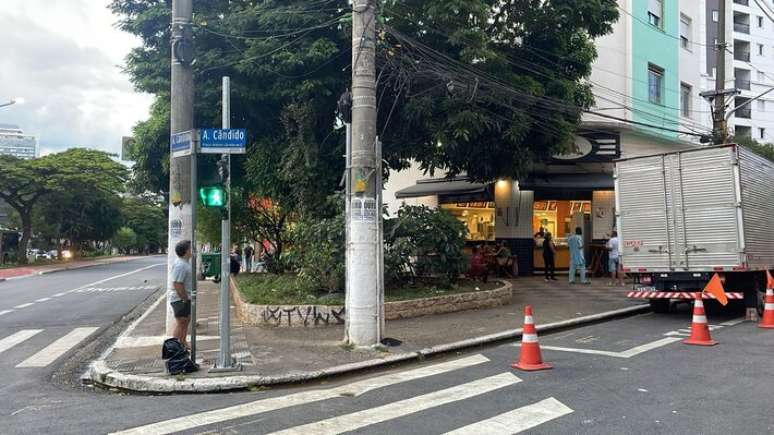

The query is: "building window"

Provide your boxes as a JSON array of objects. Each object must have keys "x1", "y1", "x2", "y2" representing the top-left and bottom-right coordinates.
[
  {"x1": 680, "y1": 83, "x2": 692, "y2": 118},
  {"x1": 758, "y1": 16, "x2": 764, "y2": 28},
  {"x1": 648, "y1": 0, "x2": 663, "y2": 28},
  {"x1": 680, "y1": 15, "x2": 692, "y2": 49},
  {"x1": 759, "y1": 44, "x2": 765, "y2": 56},
  {"x1": 757, "y1": 100, "x2": 766, "y2": 111},
  {"x1": 648, "y1": 64, "x2": 664, "y2": 104},
  {"x1": 760, "y1": 128, "x2": 766, "y2": 140},
  {"x1": 712, "y1": 10, "x2": 719, "y2": 22}
]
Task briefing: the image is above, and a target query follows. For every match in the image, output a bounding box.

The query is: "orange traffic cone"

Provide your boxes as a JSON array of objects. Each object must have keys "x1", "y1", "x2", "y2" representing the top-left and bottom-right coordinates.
[
  {"x1": 758, "y1": 288, "x2": 774, "y2": 329},
  {"x1": 683, "y1": 293, "x2": 718, "y2": 346},
  {"x1": 512, "y1": 305, "x2": 552, "y2": 371}
]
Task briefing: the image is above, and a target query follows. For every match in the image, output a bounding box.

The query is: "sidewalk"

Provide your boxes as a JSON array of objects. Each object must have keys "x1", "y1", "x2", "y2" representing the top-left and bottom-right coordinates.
[
  {"x1": 0, "y1": 256, "x2": 143, "y2": 281},
  {"x1": 88, "y1": 276, "x2": 647, "y2": 393}
]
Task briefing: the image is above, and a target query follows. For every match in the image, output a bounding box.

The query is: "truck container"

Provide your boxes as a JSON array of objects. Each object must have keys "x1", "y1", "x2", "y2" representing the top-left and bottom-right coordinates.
[{"x1": 614, "y1": 144, "x2": 774, "y2": 313}]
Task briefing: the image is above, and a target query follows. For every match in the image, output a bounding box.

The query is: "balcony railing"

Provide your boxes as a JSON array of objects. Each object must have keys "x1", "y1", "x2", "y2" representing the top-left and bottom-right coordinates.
[
  {"x1": 734, "y1": 51, "x2": 751, "y2": 61},
  {"x1": 734, "y1": 22, "x2": 750, "y2": 34},
  {"x1": 736, "y1": 78, "x2": 751, "y2": 90},
  {"x1": 735, "y1": 107, "x2": 752, "y2": 119}
]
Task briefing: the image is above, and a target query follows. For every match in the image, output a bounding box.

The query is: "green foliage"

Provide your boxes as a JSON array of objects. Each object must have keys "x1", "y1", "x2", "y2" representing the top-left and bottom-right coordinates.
[
  {"x1": 384, "y1": 205, "x2": 467, "y2": 286},
  {"x1": 113, "y1": 227, "x2": 138, "y2": 254},
  {"x1": 121, "y1": 197, "x2": 167, "y2": 253},
  {"x1": 234, "y1": 273, "x2": 344, "y2": 306},
  {"x1": 111, "y1": 0, "x2": 618, "y2": 195},
  {"x1": 288, "y1": 213, "x2": 345, "y2": 292}
]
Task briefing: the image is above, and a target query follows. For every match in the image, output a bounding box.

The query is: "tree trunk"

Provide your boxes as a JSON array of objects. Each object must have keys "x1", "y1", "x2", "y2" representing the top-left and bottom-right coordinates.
[{"x1": 17, "y1": 212, "x2": 32, "y2": 265}]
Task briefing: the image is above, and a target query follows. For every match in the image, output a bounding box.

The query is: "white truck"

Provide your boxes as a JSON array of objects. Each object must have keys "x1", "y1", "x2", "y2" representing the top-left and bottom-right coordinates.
[{"x1": 615, "y1": 144, "x2": 774, "y2": 314}]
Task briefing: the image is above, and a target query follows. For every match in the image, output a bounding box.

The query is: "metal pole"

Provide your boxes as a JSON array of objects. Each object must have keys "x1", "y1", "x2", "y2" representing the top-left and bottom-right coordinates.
[
  {"x1": 189, "y1": 135, "x2": 197, "y2": 363},
  {"x1": 166, "y1": 0, "x2": 194, "y2": 336},
  {"x1": 344, "y1": 123, "x2": 351, "y2": 342},
  {"x1": 346, "y1": 0, "x2": 382, "y2": 347},
  {"x1": 714, "y1": 0, "x2": 727, "y2": 144},
  {"x1": 216, "y1": 76, "x2": 235, "y2": 370}
]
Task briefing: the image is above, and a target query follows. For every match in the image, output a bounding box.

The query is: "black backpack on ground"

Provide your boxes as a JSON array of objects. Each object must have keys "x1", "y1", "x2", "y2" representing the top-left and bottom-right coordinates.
[{"x1": 161, "y1": 338, "x2": 198, "y2": 375}]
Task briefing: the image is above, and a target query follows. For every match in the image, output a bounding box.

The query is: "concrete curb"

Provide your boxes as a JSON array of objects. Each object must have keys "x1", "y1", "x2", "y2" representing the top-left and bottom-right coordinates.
[
  {"x1": 1, "y1": 256, "x2": 149, "y2": 282},
  {"x1": 86, "y1": 303, "x2": 649, "y2": 393}
]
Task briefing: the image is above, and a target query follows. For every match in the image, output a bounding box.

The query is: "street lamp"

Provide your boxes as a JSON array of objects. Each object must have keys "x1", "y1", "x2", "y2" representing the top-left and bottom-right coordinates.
[{"x1": 0, "y1": 97, "x2": 24, "y2": 109}]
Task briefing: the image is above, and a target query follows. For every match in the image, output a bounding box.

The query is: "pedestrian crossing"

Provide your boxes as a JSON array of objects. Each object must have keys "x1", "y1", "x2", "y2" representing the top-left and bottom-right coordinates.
[
  {"x1": 0, "y1": 327, "x2": 98, "y2": 368},
  {"x1": 112, "y1": 354, "x2": 574, "y2": 435}
]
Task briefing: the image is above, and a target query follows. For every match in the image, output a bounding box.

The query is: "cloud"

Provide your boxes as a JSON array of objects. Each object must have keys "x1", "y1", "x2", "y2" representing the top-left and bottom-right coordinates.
[{"x1": 0, "y1": 0, "x2": 153, "y2": 156}]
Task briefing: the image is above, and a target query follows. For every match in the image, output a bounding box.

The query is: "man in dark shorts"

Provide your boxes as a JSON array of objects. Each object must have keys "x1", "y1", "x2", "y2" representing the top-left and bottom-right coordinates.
[{"x1": 169, "y1": 240, "x2": 193, "y2": 349}]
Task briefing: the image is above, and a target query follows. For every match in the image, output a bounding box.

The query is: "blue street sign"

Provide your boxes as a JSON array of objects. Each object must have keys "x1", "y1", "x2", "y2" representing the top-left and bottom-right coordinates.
[
  {"x1": 199, "y1": 128, "x2": 247, "y2": 154},
  {"x1": 170, "y1": 130, "x2": 195, "y2": 158}
]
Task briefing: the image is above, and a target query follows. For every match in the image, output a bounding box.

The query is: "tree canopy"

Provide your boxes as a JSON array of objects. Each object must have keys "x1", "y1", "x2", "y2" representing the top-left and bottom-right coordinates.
[{"x1": 112, "y1": 0, "x2": 619, "y2": 193}]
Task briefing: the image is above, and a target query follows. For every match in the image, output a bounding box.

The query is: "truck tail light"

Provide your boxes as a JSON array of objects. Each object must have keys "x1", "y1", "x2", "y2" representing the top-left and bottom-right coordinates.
[{"x1": 640, "y1": 274, "x2": 653, "y2": 285}]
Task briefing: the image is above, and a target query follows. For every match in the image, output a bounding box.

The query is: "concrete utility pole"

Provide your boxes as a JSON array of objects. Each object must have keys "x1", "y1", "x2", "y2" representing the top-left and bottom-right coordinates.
[
  {"x1": 714, "y1": 0, "x2": 728, "y2": 144},
  {"x1": 166, "y1": 0, "x2": 195, "y2": 335},
  {"x1": 346, "y1": 0, "x2": 383, "y2": 347},
  {"x1": 215, "y1": 76, "x2": 236, "y2": 370}
]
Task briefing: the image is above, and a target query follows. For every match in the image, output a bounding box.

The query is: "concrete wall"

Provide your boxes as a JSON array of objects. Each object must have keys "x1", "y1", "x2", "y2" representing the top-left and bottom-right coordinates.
[{"x1": 383, "y1": 162, "x2": 439, "y2": 216}]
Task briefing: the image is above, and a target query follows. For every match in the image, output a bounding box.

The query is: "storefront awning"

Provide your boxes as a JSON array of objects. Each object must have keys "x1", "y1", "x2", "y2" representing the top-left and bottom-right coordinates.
[
  {"x1": 518, "y1": 173, "x2": 614, "y2": 191},
  {"x1": 395, "y1": 177, "x2": 489, "y2": 199}
]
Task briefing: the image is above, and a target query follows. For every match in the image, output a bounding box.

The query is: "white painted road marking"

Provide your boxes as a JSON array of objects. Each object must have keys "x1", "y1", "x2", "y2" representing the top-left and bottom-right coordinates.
[
  {"x1": 0, "y1": 310, "x2": 13, "y2": 316},
  {"x1": 529, "y1": 336, "x2": 682, "y2": 359},
  {"x1": 35, "y1": 298, "x2": 51, "y2": 302},
  {"x1": 0, "y1": 330, "x2": 43, "y2": 354},
  {"x1": 269, "y1": 373, "x2": 522, "y2": 435},
  {"x1": 16, "y1": 327, "x2": 99, "y2": 368},
  {"x1": 113, "y1": 335, "x2": 219, "y2": 349},
  {"x1": 13, "y1": 303, "x2": 33, "y2": 309},
  {"x1": 444, "y1": 397, "x2": 574, "y2": 435},
  {"x1": 720, "y1": 318, "x2": 745, "y2": 326},
  {"x1": 110, "y1": 354, "x2": 491, "y2": 435}
]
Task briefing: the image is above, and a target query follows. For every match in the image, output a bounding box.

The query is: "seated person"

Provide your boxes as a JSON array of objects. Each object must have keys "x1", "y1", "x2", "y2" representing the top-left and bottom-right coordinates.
[
  {"x1": 467, "y1": 247, "x2": 488, "y2": 282},
  {"x1": 495, "y1": 242, "x2": 514, "y2": 277}
]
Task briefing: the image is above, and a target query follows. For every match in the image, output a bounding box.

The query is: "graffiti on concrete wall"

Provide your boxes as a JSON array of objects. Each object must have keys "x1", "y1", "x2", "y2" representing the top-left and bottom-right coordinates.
[{"x1": 261, "y1": 305, "x2": 346, "y2": 327}]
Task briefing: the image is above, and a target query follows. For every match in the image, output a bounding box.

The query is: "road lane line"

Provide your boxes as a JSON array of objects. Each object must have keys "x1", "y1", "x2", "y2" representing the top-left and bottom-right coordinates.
[
  {"x1": 0, "y1": 330, "x2": 43, "y2": 354},
  {"x1": 444, "y1": 397, "x2": 574, "y2": 435},
  {"x1": 110, "y1": 354, "x2": 491, "y2": 435},
  {"x1": 537, "y1": 346, "x2": 622, "y2": 358},
  {"x1": 269, "y1": 373, "x2": 522, "y2": 435},
  {"x1": 720, "y1": 318, "x2": 745, "y2": 326},
  {"x1": 14, "y1": 303, "x2": 34, "y2": 309},
  {"x1": 617, "y1": 337, "x2": 682, "y2": 358},
  {"x1": 52, "y1": 293, "x2": 66, "y2": 297},
  {"x1": 0, "y1": 310, "x2": 13, "y2": 316},
  {"x1": 16, "y1": 327, "x2": 99, "y2": 368},
  {"x1": 35, "y1": 298, "x2": 51, "y2": 302}
]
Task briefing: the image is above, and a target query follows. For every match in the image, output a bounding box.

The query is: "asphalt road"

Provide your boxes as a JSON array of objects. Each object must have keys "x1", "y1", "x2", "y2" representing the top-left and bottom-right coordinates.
[{"x1": 1, "y1": 260, "x2": 773, "y2": 435}]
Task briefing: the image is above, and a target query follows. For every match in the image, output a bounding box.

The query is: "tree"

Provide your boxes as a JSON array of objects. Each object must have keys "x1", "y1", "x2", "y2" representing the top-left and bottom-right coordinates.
[
  {"x1": 121, "y1": 196, "x2": 167, "y2": 253},
  {"x1": 734, "y1": 136, "x2": 774, "y2": 162},
  {"x1": 111, "y1": 0, "x2": 618, "y2": 193},
  {"x1": 113, "y1": 227, "x2": 138, "y2": 254},
  {"x1": 0, "y1": 155, "x2": 53, "y2": 262}
]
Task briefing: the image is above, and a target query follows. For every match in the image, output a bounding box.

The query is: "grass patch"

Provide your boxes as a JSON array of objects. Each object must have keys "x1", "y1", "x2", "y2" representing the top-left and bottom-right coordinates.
[{"x1": 235, "y1": 273, "x2": 503, "y2": 306}]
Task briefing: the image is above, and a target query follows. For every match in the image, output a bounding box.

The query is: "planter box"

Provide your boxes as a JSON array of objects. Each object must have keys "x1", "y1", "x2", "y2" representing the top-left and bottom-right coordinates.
[{"x1": 231, "y1": 278, "x2": 512, "y2": 328}]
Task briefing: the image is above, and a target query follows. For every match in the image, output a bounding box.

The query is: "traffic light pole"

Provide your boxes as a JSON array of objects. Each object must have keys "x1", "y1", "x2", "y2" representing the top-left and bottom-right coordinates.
[{"x1": 215, "y1": 76, "x2": 237, "y2": 371}]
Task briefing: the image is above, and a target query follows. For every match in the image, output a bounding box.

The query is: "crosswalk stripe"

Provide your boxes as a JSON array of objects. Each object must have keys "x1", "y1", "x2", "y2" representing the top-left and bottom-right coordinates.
[
  {"x1": 16, "y1": 327, "x2": 99, "y2": 368},
  {"x1": 269, "y1": 373, "x2": 522, "y2": 435},
  {"x1": 0, "y1": 330, "x2": 43, "y2": 354},
  {"x1": 443, "y1": 397, "x2": 573, "y2": 435},
  {"x1": 111, "y1": 354, "x2": 490, "y2": 435}
]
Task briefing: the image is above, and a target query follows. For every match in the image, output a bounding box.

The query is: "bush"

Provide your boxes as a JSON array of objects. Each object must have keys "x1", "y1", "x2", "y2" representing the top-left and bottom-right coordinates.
[
  {"x1": 287, "y1": 214, "x2": 345, "y2": 292},
  {"x1": 384, "y1": 205, "x2": 467, "y2": 286}
]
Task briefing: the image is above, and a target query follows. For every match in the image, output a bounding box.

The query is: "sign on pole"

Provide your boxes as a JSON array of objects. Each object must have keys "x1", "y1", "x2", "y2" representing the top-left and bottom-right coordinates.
[
  {"x1": 171, "y1": 130, "x2": 195, "y2": 158},
  {"x1": 199, "y1": 128, "x2": 247, "y2": 154}
]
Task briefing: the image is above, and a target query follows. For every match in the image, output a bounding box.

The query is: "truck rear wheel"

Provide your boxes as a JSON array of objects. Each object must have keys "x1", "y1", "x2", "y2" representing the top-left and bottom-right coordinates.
[
  {"x1": 757, "y1": 290, "x2": 766, "y2": 317},
  {"x1": 649, "y1": 299, "x2": 670, "y2": 313}
]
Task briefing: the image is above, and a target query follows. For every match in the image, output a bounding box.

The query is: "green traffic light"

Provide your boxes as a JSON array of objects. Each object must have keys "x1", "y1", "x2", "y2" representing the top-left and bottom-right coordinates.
[{"x1": 199, "y1": 186, "x2": 226, "y2": 208}]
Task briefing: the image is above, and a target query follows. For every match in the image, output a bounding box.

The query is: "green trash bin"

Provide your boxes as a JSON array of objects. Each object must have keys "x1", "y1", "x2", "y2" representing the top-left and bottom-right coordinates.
[{"x1": 200, "y1": 252, "x2": 222, "y2": 283}]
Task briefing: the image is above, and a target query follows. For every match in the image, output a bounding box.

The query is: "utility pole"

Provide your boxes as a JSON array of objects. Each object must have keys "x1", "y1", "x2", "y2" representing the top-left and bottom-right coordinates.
[
  {"x1": 346, "y1": 0, "x2": 383, "y2": 347},
  {"x1": 166, "y1": 0, "x2": 195, "y2": 336},
  {"x1": 714, "y1": 0, "x2": 728, "y2": 144},
  {"x1": 215, "y1": 76, "x2": 237, "y2": 370}
]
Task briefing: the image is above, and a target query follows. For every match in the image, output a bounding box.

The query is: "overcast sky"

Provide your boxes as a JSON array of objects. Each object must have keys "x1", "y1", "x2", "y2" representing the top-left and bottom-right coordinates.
[{"x1": 0, "y1": 0, "x2": 153, "y2": 157}]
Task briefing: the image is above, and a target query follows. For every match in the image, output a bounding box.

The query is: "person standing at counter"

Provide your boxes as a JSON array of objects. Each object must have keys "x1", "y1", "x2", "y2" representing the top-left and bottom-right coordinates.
[
  {"x1": 543, "y1": 232, "x2": 557, "y2": 282},
  {"x1": 568, "y1": 227, "x2": 590, "y2": 284}
]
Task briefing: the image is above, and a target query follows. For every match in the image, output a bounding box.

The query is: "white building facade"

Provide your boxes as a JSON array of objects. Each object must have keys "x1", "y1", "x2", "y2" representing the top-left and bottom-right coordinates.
[{"x1": 0, "y1": 124, "x2": 38, "y2": 159}]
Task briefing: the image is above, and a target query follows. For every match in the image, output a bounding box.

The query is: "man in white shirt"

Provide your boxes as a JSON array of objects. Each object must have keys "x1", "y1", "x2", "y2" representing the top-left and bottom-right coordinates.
[{"x1": 607, "y1": 231, "x2": 623, "y2": 286}]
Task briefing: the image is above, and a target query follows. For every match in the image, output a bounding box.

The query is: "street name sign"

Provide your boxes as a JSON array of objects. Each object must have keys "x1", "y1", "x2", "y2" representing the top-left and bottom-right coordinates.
[
  {"x1": 199, "y1": 128, "x2": 247, "y2": 154},
  {"x1": 170, "y1": 130, "x2": 195, "y2": 158}
]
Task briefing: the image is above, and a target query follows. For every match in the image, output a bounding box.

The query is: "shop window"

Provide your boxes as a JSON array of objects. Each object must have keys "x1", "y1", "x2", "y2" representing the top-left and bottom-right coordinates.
[{"x1": 441, "y1": 202, "x2": 495, "y2": 241}]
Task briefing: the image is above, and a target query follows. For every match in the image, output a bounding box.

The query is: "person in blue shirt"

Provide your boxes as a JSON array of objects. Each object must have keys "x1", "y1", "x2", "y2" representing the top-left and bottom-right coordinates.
[{"x1": 568, "y1": 227, "x2": 590, "y2": 284}]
